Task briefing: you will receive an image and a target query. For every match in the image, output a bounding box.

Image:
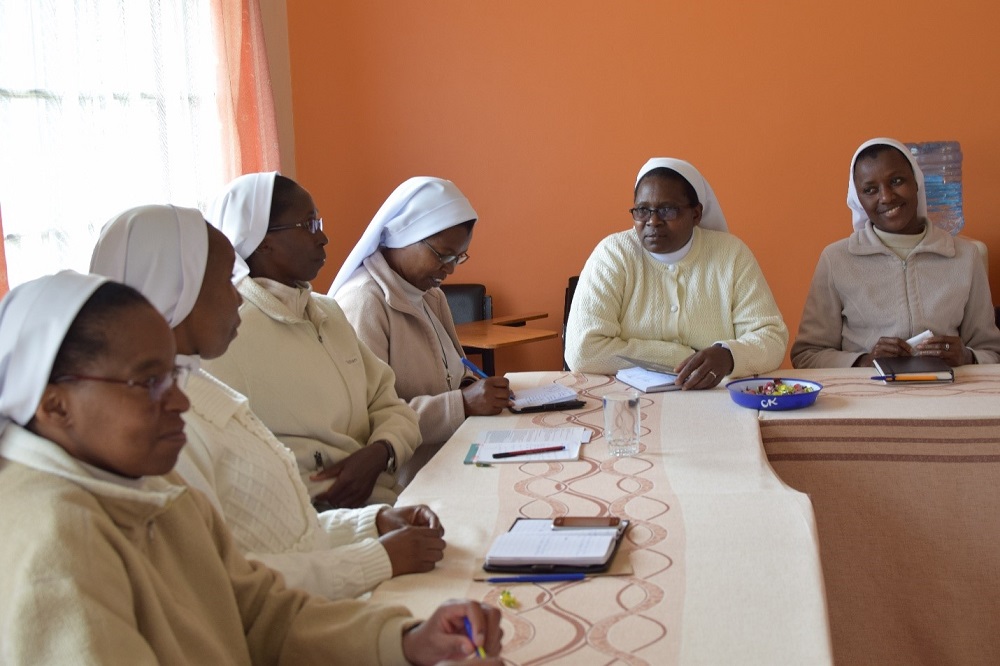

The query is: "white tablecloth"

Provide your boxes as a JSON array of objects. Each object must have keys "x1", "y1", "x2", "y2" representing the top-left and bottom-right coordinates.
[{"x1": 371, "y1": 372, "x2": 832, "y2": 665}]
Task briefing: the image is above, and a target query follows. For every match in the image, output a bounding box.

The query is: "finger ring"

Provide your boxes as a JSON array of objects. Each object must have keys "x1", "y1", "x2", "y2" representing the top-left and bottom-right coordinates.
[
  {"x1": 945, "y1": 343, "x2": 951, "y2": 351},
  {"x1": 708, "y1": 370, "x2": 717, "y2": 379}
]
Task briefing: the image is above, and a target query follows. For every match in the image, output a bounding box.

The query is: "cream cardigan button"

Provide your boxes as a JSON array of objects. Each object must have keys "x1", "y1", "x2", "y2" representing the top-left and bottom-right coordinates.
[{"x1": 670, "y1": 305, "x2": 678, "y2": 313}]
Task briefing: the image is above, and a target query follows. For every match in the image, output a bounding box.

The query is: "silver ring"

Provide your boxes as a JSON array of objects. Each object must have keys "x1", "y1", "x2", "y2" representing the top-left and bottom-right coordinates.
[
  {"x1": 945, "y1": 343, "x2": 951, "y2": 351},
  {"x1": 708, "y1": 370, "x2": 717, "y2": 379}
]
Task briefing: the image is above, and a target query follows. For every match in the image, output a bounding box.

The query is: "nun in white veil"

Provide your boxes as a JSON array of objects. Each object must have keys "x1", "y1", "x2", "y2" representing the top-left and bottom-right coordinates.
[
  {"x1": 791, "y1": 137, "x2": 1000, "y2": 369},
  {"x1": 0, "y1": 275, "x2": 500, "y2": 662},
  {"x1": 564, "y1": 157, "x2": 788, "y2": 386},
  {"x1": 333, "y1": 177, "x2": 511, "y2": 467},
  {"x1": 201, "y1": 172, "x2": 421, "y2": 510}
]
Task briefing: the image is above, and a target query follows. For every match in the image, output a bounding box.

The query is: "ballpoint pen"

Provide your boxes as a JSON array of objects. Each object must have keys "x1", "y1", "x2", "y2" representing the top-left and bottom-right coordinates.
[
  {"x1": 462, "y1": 357, "x2": 490, "y2": 379},
  {"x1": 485, "y1": 573, "x2": 587, "y2": 583},
  {"x1": 463, "y1": 616, "x2": 487, "y2": 659},
  {"x1": 492, "y1": 445, "x2": 566, "y2": 459}
]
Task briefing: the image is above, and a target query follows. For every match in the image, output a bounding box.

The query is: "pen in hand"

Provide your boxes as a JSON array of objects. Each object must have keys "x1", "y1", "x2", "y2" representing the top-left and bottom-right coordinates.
[
  {"x1": 463, "y1": 616, "x2": 487, "y2": 659},
  {"x1": 462, "y1": 357, "x2": 490, "y2": 380}
]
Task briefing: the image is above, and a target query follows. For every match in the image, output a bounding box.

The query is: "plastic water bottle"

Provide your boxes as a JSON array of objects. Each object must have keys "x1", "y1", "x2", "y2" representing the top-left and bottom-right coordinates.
[{"x1": 905, "y1": 141, "x2": 964, "y2": 235}]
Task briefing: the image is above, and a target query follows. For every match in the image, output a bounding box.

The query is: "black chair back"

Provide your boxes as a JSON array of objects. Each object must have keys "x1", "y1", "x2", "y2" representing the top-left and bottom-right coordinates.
[{"x1": 441, "y1": 283, "x2": 492, "y2": 324}]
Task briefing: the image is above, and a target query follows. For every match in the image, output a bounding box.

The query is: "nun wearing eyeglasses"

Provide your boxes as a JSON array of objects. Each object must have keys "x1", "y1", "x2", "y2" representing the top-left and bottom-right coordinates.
[
  {"x1": 331, "y1": 178, "x2": 512, "y2": 471},
  {"x1": 202, "y1": 172, "x2": 421, "y2": 510},
  {"x1": 0, "y1": 272, "x2": 501, "y2": 663},
  {"x1": 564, "y1": 158, "x2": 788, "y2": 389},
  {"x1": 91, "y1": 204, "x2": 444, "y2": 600}
]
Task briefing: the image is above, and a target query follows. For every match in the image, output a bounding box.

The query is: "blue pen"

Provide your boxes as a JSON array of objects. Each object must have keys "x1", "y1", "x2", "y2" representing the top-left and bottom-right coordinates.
[
  {"x1": 463, "y1": 616, "x2": 487, "y2": 659},
  {"x1": 485, "y1": 573, "x2": 587, "y2": 583},
  {"x1": 462, "y1": 357, "x2": 490, "y2": 379}
]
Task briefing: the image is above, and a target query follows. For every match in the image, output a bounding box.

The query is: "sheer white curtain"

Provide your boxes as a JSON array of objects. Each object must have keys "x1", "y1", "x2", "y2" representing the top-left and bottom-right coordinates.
[{"x1": 0, "y1": 0, "x2": 226, "y2": 287}]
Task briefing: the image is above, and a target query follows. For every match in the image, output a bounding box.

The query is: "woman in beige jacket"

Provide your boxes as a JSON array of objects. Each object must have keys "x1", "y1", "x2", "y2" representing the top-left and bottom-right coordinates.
[{"x1": 331, "y1": 178, "x2": 511, "y2": 477}]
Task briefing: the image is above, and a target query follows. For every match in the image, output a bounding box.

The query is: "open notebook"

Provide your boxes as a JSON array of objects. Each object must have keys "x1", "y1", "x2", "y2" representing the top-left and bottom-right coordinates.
[
  {"x1": 509, "y1": 384, "x2": 584, "y2": 413},
  {"x1": 484, "y1": 518, "x2": 629, "y2": 573},
  {"x1": 615, "y1": 355, "x2": 680, "y2": 392}
]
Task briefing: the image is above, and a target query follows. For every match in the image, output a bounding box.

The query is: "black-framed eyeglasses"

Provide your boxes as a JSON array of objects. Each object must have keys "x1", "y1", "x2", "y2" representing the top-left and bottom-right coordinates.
[
  {"x1": 53, "y1": 365, "x2": 191, "y2": 402},
  {"x1": 268, "y1": 217, "x2": 324, "y2": 234},
  {"x1": 629, "y1": 205, "x2": 693, "y2": 223},
  {"x1": 421, "y1": 239, "x2": 469, "y2": 266}
]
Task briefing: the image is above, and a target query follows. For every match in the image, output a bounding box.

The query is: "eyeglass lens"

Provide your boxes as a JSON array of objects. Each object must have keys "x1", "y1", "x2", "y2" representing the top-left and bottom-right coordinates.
[{"x1": 630, "y1": 206, "x2": 681, "y2": 222}]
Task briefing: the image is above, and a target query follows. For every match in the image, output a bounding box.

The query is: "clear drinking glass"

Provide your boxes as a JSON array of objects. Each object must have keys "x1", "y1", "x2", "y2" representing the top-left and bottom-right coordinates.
[{"x1": 603, "y1": 390, "x2": 641, "y2": 457}]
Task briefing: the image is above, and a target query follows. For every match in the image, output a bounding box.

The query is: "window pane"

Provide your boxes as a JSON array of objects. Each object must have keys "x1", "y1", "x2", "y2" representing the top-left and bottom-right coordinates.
[{"x1": 0, "y1": 0, "x2": 225, "y2": 286}]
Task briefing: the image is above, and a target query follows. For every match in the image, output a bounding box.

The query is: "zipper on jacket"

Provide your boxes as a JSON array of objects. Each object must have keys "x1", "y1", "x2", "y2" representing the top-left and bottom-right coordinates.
[{"x1": 901, "y1": 258, "x2": 914, "y2": 335}]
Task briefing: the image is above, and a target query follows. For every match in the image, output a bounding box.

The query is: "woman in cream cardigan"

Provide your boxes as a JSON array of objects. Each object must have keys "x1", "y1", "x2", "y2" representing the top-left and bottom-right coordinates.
[
  {"x1": 0, "y1": 271, "x2": 502, "y2": 663},
  {"x1": 331, "y1": 177, "x2": 511, "y2": 470},
  {"x1": 90, "y1": 204, "x2": 445, "y2": 599},
  {"x1": 565, "y1": 157, "x2": 788, "y2": 388},
  {"x1": 203, "y1": 172, "x2": 421, "y2": 510}
]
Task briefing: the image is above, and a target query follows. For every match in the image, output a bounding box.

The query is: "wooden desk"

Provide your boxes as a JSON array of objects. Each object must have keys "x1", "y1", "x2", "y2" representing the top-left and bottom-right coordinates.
[
  {"x1": 760, "y1": 366, "x2": 1000, "y2": 666},
  {"x1": 371, "y1": 372, "x2": 832, "y2": 665},
  {"x1": 454, "y1": 312, "x2": 559, "y2": 374}
]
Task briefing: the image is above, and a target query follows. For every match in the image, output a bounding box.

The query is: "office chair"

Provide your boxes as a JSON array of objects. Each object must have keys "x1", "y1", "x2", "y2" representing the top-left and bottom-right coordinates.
[
  {"x1": 440, "y1": 283, "x2": 494, "y2": 372},
  {"x1": 440, "y1": 283, "x2": 492, "y2": 324}
]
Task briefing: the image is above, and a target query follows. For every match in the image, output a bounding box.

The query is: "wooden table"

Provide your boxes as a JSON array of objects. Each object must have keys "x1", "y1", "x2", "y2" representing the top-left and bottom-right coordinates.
[
  {"x1": 760, "y1": 366, "x2": 1000, "y2": 666},
  {"x1": 371, "y1": 372, "x2": 832, "y2": 665},
  {"x1": 454, "y1": 312, "x2": 559, "y2": 374}
]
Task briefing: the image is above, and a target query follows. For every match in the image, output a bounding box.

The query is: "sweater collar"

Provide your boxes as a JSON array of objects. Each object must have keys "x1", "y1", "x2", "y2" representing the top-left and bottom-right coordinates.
[
  {"x1": 0, "y1": 423, "x2": 187, "y2": 523},
  {"x1": 850, "y1": 219, "x2": 955, "y2": 259},
  {"x1": 237, "y1": 276, "x2": 328, "y2": 327},
  {"x1": 635, "y1": 225, "x2": 706, "y2": 268},
  {"x1": 183, "y1": 368, "x2": 246, "y2": 428},
  {"x1": 363, "y1": 251, "x2": 438, "y2": 317}
]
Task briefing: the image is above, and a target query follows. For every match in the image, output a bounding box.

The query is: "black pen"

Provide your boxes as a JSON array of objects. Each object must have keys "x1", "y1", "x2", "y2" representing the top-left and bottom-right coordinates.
[{"x1": 492, "y1": 445, "x2": 566, "y2": 459}]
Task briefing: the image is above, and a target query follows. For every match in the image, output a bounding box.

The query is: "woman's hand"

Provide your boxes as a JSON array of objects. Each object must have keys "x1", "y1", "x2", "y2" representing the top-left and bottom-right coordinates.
[
  {"x1": 376, "y1": 507, "x2": 447, "y2": 577},
  {"x1": 377, "y1": 505, "x2": 443, "y2": 534},
  {"x1": 309, "y1": 444, "x2": 389, "y2": 508},
  {"x1": 916, "y1": 335, "x2": 973, "y2": 367},
  {"x1": 379, "y1": 525, "x2": 446, "y2": 576},
  {"x1": 462, "y1": 377, "x2": 513, "y2": 416},
  {"x1": 402, "y1": 600, "x2": 503, "y2": 665},
  {"x1": 854, "y1": 337, "x2": 912, "y2": 367},
  {"x1": 674, "y1": 344, "x2": 734, "y2": 390}
]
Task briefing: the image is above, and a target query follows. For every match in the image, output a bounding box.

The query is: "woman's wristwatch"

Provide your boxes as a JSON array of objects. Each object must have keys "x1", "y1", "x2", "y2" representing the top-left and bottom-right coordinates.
[{"x1": 378, "y1": 440, "x2": 397, "y2": 473}]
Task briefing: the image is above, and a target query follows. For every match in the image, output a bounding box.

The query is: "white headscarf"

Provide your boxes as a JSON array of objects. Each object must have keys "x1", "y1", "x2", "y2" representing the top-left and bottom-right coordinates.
[
  {"x1": 207, "y1": 172, "x2": 278, "y2": 281},
  {"x1": 329, "y1": 177, "x2": 478, "y2": 296},
  {"x1": 90, "y1": 205, "x2": 209, "y2": 327},
  {"x1": 0, "y1": 271, "x2": 108, "y2": 430},
  {"x1": 847, "y1": 137, "x2": 927, "y2": 232},
  {"x1": 635, "y1": 158, "x2": 729, "y2": 232}
]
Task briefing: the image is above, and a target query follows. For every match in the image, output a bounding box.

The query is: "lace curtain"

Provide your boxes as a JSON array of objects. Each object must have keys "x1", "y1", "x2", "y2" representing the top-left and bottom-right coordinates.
[{"x1": 0, "y1": 0, "x2": 280, "y2": 293}]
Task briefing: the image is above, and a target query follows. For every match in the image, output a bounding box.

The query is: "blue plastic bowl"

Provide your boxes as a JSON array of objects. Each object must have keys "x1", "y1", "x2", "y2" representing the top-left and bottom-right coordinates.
[{"x1": 725, "y1": 378, "x2": 823, "y2": 411}]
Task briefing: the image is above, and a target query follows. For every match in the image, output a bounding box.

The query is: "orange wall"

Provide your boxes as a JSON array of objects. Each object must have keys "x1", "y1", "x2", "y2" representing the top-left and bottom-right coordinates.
[{"x1": 285, "y1": 1, "x2": 1000, "y2": 374}]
